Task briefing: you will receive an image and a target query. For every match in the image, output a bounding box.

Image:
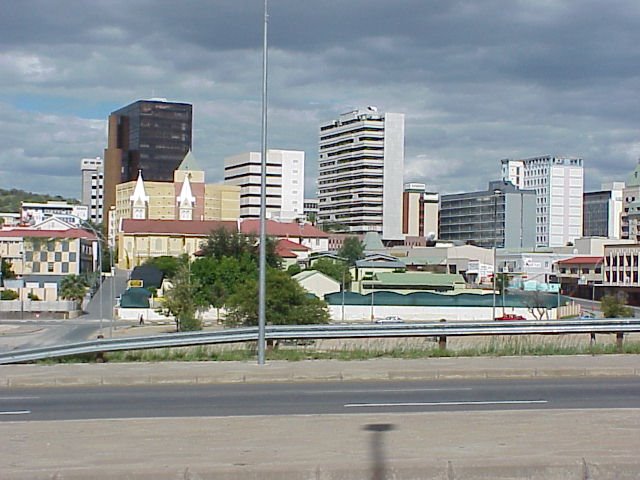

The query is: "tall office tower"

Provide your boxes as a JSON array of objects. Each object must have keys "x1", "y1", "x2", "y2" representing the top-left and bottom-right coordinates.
[
  {"x1": 622, "y1": 161, "x2": 640, "y2": 240},
  {"x1": 583, "y1": 182, "x2": 624, "y2": 238},
  {"x1": 439, "y1": 180, "x2": 536, "y2": 249},
  {"x1": 224, "y1": 150, "x2": 304, "y2": 221},
  {"x1": 317, "y1": 108, "x2": 404, "y2": 240},
  {"x1": 80, "y1": 157, "x2": 104, "y2": 224},
  {"x1": 103, "y1": 99, "x2": 192, "y2": 220},
  {"x1": 501, "y1": 155, "x2": 584, "y2": 247},
  {"x1": 402, "y1": 183, "x2": 439, "y2": 238}
]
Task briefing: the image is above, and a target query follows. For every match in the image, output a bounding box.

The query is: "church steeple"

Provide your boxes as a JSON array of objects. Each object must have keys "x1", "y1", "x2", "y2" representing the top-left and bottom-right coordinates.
[
  {"x1": 177, "y1": 172, "x2": 196, "y2": 220},
  {"x1": 130, "y1": 170, "x2": 149, "y2": 220}
]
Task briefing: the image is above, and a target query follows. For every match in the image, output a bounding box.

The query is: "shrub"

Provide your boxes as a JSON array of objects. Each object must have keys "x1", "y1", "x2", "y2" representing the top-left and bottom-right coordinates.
[{"x1": 0, "y1": 289, "x2": 19, "y2": 300}]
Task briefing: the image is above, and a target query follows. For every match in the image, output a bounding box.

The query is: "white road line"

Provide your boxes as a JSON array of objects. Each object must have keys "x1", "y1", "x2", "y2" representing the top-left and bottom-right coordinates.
[
  {"x1": 344, "y1": 400, "x2": 548, "y2": 408},
  {"x1": 0, "y1": 410, "x2": 31, "y2": 415},
  {"x1": 0, "y1": 396, "x2": 40, "y2": 400},
  {"x1": 317, "y1": 387, "x2": 474, "y2": 395}
]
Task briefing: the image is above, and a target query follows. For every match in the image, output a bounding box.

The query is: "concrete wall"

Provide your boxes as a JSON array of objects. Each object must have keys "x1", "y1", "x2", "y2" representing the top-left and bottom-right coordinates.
[{"x1": 328, "y1": 305, "x2": 556, "y2": 322}]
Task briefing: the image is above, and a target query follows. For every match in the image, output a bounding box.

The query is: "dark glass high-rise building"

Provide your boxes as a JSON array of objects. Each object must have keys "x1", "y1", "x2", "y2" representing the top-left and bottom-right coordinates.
[{"x1": 103, "y1": 99, "x2": 192, "y2": 219}]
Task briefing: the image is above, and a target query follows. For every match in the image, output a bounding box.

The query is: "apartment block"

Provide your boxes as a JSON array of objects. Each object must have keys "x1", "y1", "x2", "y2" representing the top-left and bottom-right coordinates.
[
  {"x1": 21, "y1": 202, "x2": 89, "y2": 227},
  {"x1": 317, "y1": 108, "x2": 404, "y2": 241},
  {"x1": 80, "y1": 157, "x2": 104, "y2": 224},
  {"x1": 224, "y1": 150, "x2": 304, "y2": 221},
  {"x1": 502, "y1": 155, "x2": 584, "y2": 247},
  {"x1": 402, "y1": 183, "x2": 439, "y2": 238}
]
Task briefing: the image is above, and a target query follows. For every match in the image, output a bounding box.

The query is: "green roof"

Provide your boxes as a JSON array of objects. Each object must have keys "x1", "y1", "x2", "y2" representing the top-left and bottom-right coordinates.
[
  {"x1": 120, "y1": 287, "x2": 151, "y2": 308},
  {"x1": 177, "y1": 150, "x2": 201, "y2": 172},
  {"x1": 627, "y1": 163, "x2": 640, "y2": 187},
  {"x1": 371, "y1": 272, "x2": 466, "y2": 287}
]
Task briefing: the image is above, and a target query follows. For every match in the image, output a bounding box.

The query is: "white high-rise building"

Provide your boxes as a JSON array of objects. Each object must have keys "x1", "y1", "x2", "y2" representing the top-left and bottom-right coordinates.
[
  {"x1": 80, "y1": 157, "x2": 104, "y2": 224},
  {"x1": 501, "y1": 155, "x2": 584, "y2": 247},
  {"x1": 224, "y1": 150, "x2": 304, "y2": 221},
  {"x1": 317, "y1": 108, "x2": 404, "y2": 240}
]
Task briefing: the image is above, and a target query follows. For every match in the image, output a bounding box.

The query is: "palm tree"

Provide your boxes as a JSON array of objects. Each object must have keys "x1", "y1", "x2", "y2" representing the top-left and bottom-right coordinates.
[{"x1": 59, "y1": 274, "x2": 88, "y2": 311}]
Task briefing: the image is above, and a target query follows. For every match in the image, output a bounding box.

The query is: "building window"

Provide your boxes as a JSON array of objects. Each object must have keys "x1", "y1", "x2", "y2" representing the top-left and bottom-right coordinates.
[{"x1": 47, "y1": 263, "x2": 54, "y2": 273}]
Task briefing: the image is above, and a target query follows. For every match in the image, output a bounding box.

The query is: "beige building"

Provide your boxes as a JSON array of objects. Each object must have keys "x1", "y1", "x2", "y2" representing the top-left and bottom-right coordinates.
[
  {"x1": 110, "y1": 151, "x2": 240, "y2": 247},
  {"x1": 402, "y1": 183, "x2": 439, "y2": 239},
  {"x1": 0, "y1": 225, "x2": 97, "y2": 277},
  {"x1": 117, "y1": 219, "x2": 238, "y2": 269}
]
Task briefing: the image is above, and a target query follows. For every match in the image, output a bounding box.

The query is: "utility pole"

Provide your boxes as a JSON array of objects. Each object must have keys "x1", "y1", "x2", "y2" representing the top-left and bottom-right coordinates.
[{"x1": 257, "y1": 0, "x2": 269, "y2": 365}]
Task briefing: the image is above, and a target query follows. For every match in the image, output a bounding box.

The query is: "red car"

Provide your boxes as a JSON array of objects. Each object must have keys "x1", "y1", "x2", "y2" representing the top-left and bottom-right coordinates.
[{"x1": 495, "y1": 313, "x2": 526, "y2": 321}]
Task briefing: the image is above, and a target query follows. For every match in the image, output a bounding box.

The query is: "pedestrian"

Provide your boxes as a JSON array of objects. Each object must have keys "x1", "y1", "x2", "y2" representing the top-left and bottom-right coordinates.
[{"x1": 139, "y1": 314, "x2": 144, "y2": 326}]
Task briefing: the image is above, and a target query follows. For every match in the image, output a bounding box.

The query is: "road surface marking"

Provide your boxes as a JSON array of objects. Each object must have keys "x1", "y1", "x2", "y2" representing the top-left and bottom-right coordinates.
[
  {"x1": 344, "y1": 400, "x2": 548, "y2": 408},
  {"x1": 0, "y1": 396, "x2": 40, "y2": 400},
  {"x1": 317, "y1": 387, "x2": 474, "y2": 395},
  {"x1": 0, "y1": 410, "x2": 31, "y2": 415}
]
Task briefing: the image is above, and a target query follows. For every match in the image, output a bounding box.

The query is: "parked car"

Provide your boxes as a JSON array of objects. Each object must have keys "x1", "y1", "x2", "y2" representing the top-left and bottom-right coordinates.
[
  {"x1": 495, "y1": 313, "x2": 526, "y2": 321},
  {"x1": 375, "y1": 315, "x2": 404, "y2": 324}
]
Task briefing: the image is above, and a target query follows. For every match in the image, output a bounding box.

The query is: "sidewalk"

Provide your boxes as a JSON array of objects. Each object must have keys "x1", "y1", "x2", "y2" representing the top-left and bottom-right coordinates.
[{"x1": 2, "y1": 354, "x2": 639, "y2": 388}]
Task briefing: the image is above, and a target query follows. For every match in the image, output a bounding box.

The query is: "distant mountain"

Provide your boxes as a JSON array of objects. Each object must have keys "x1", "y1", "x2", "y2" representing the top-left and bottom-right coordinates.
[{"x1": 0, "y1": 188, "x2": 79, "y2": 213}]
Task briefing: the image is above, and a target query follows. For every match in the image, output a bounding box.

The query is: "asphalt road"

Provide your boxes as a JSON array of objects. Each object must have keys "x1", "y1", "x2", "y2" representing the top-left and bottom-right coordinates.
[
  {"x1": 0, "y1": 320, "x2": 101, "y2": 352},
  {"x1": 2, "y1": 377, "x2": 638, "y2": 421}
]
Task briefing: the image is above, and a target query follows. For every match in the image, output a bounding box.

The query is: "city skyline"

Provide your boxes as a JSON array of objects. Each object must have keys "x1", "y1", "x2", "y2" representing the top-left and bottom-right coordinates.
[{"x1": 1, "y1": 1, "x2": 640, "y2": 199}]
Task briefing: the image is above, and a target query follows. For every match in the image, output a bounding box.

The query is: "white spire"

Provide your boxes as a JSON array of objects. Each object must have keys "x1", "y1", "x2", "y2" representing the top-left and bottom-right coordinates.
[
  {"x1": 130, "y1": 170, "x2": 149, "y2": 220},
  {"x1": 177, "y1": 173, "x2": 196, "y2": 208},
  {"x1": 130, "y1": 170, "x2": 149, "y2": 206},
  {"x1": 177, "y1": 173, "x2": 196, "y2": 220}
]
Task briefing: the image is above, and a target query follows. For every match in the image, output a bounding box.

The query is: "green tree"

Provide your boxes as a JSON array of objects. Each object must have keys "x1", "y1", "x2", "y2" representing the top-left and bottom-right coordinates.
[
  {"x1": 158, "y1": 262, "x2": 208, "y2": 331},
  {"x1": 286, "y1": 263, "x2": 302, "y2": 276},
  {"x1": 0, "y1": 289, "x2": 19, "y2": 300},
  {"x1": 199, "y1": 228, "x2": 281, "y2": 269},
  {"x1": 225, "y1": 268, "x2": 330, "y2": 327},
  {"x1": 143, "y1": 255, "x2": 184, "y2": 279},
  {"x1": 339, "y1": 236, "x2": 365, "y2": 266},
  {"x1": 191, "y1": 255, "x2": 258, "y2": 306},
  {"x1": 59, "y1": 274, "x2": 89, "y2": 310},
  {"x1": 1, "y1": 258, "x2": 16, "y2": 282},
  {"x1": 601, "y1": 293, "x2": 633, "y2": 318},
  {"x1": 309, "y1": 258, "x2": 351, "y2": 287}
]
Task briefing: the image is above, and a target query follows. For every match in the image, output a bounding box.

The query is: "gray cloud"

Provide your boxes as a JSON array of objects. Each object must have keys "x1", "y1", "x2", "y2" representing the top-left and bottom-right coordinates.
[{"x1": 0, "y1": 0, "x2": 639, "y2": 200}]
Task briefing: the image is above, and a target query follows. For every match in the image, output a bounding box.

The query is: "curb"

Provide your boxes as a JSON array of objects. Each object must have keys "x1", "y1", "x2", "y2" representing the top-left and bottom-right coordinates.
[{"x1": 3, "y1": 363, "x2": 639, "y2": 388}]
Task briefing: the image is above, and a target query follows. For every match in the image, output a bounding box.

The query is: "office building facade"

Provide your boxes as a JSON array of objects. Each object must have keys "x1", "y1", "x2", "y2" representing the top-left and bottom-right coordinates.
[
  {"x1": 621, "y1": 161, "x2": 640, "y2": 240},
  {"x1": 402, "y1": 183, "x2": 439, "y2": 238},
  {"x1": 80, "y1": 157, "x2": 104, "y2": 224},
  {"x1": 317, "y1": 108, "x2": 404, "y2": 240},
  {"x1": 439, "y1": 180, "x2": 536, "y2": 249},
  {"x1": 224, "y1": 150, "x2": 304, "y2": 221},
  {"x1": 501, "y1": 155, "x2": 584, "y2": 247},
  {"x1": 583, "y1": 182, "x2": 624, "y2": 238},
  {"x1": 103, "y1": 99, "x2": 192, "y2": 220}
]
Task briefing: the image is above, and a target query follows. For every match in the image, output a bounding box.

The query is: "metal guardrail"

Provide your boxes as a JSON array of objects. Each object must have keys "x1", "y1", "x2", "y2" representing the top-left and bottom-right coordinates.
[{"x1": 1, "y1": 319, "x2": 639, "y2": 364}]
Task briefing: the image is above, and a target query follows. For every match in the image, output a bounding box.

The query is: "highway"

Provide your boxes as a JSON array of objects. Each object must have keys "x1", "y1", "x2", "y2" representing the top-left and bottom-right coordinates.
[{"x1": 1, "y1": 377, "x2": 639, "y2": 421}]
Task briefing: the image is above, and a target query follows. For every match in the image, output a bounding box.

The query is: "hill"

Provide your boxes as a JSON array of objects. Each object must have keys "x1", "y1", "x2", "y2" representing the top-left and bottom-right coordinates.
[{"x1": 0, "y1": 188, "x2": 79, "y2": 213}]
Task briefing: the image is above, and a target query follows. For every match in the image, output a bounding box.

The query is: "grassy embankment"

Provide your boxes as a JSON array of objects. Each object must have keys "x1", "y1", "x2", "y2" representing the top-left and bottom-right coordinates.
[{"x1": 40, "y1": 336, "x2": 640, "y2": 363}]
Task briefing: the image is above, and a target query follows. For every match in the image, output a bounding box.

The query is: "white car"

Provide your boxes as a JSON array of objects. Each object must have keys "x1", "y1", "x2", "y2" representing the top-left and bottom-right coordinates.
[{"x1": 375, "y1": 315, "x2": 404, "y2": 324}]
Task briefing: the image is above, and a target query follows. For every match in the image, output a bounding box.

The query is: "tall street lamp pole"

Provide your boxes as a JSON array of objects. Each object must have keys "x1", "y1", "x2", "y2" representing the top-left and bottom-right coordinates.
[{"x1": 257, "y1": 0, "x2": 269, "y2": 365}]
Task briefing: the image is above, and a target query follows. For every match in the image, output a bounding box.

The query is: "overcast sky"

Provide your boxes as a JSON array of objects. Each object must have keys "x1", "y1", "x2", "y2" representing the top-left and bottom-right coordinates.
[{"x1": 1, "y1": 0, "x2": 640, "y2": 200}]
